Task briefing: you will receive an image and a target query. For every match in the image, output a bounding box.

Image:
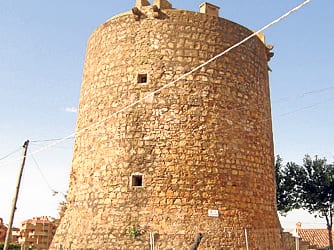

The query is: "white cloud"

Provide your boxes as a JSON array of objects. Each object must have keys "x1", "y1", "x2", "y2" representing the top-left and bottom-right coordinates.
[{"x1": 65, "y1": 107, "x2": 78, "y2": 113}]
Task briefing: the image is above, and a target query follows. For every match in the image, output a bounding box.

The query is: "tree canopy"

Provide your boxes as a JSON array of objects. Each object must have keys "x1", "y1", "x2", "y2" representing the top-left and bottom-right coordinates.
[{"x1": 275, "y1": 155, "x2": 334, "y2": 250}]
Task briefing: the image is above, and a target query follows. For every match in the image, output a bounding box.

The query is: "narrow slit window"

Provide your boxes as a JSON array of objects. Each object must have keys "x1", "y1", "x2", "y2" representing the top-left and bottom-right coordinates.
[
  {"x1": 137, "y1": 74, "x2": 148, "y2": 84},
  {"x1": 132, "y1": 175, "x2": 143, "y2": 187}
]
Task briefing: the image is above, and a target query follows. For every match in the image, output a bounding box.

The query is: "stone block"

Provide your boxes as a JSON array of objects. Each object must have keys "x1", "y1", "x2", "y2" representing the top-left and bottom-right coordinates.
[
  {"x1": 153, "y1": 0, "x2": 172, "y2": 9},
  {"x1": 136, "y1": 0, "x2": 150, "y2": 8}
]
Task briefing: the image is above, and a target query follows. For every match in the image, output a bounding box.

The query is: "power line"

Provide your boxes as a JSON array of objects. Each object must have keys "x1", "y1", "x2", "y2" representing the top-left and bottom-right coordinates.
[
  {"x1": 219, "y1": 84, "x2": 334, "y2": 117},
  {"x1": 1, "y1": 93, "x2": 328, "y2": 170},
  {"x1": 0, "y1": 147, "x2": 22, "y2": 161},
  {"x1": 29, "y1": 148, "x2": 57, "y2": 194},
  {"x1": 26, "y1": 0, "x2": 313, "y2": 158},
  {"x1": 300, "y1": 86, "x2": 334, "y2": 97},
  {"x1": 1, "y1": 81, "x2": 331, "y2": 169},
  {"x1": 272, "y1": 85, "x2": 334, "y2": 104},
  {"x1": 30, "y1": 137, "x2": 75, "y2": 143},
  {"x1": 0, "y1": 138, "x2": 74, "y2": 169},
  {"x1": 0, "y1": 154, "x2": 25, "y2": 169},
  {"x1": 274, "y1": 97, "x2": 334, "y2": 118},
  {"x1": 0, "y1": 2, "x2": 317, "y2": 226},
  {"x1": 2, "y1": 80, "x2": 331, "y2": 168},
  {"x1": 0, "y1": 1, "x2": 316, "y2": 170}
]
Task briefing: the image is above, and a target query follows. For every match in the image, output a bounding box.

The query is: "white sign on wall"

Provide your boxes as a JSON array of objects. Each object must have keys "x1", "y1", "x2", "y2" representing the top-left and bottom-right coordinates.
[{"x1": 208, "y1": 209, "x2": 219, "y2": 217}]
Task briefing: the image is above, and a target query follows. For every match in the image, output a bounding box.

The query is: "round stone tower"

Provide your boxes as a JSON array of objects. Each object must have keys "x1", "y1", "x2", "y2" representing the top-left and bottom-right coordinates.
[{"x1": 51, "y1": 1, "x2": 282, "y2": 249}]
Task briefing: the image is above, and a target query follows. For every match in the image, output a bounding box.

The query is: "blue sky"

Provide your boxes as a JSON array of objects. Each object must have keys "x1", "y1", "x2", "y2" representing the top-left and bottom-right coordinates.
[{"x1": 0, "y1": 0, "x2": 333, "y2": 229}]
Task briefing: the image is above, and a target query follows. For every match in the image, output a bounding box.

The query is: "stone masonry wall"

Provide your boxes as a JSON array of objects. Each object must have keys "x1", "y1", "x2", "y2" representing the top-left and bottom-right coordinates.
[{"x1": 51, "y1": 5, "x2": 283, "y2": 250}]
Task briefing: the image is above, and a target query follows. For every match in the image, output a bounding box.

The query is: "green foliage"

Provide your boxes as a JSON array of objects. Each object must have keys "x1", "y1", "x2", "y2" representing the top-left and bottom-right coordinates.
[
  {"x1": 299, "y1": 156, "x2": 334, "y2": 217},
  {"x1": 275, "y1": 155, "x2": 334, "y2": 250},
  {"x1": 275, "y1": 155, "x2": 334, "y2": 215},
  {"x1": 275, "y1": 155, "x2": 302, "y2": 214},
  {"x1": 0, "y1": 242, "x2": 20, "y2": 250},
  {"x1": 128, "y1": 224, "x2": 141, "y2": 239}
]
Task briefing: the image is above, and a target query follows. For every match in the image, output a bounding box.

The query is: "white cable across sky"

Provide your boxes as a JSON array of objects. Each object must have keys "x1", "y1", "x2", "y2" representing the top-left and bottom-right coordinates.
[{"x1": 5, "y1": 0, "x2": 313, "y2": 162}]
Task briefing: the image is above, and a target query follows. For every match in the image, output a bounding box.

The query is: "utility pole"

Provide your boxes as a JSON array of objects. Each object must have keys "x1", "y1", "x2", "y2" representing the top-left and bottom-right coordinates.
[{"x1": 4, "y1": 140, "x2": 29, "y2": 250}]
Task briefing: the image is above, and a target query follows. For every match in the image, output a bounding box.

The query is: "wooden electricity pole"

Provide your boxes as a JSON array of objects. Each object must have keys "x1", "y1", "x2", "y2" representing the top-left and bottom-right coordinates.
[{"x1": 3, "y1": 140, "x2": 29, "y2": 250}]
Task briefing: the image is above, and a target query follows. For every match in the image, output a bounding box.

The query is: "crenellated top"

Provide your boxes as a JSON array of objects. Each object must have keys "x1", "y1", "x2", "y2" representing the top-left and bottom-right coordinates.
[
  {"x1": 136, "y1": 0, "x2": 172, "y2": 9},
  {"x1": 132, "y1": 1, "x2": 222, "y2": 21},
  {"x1": 135, "y1": 0, "x2": 221, "y2": 17},
  {"x1": 199, "y1": 2, "x2": 220, "y2": 17}
]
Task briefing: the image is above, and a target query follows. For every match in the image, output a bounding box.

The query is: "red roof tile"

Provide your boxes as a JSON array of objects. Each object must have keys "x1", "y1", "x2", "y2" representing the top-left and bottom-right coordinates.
[{"x1": 298, "y1": 229, "x2": 332, "y2": 248}]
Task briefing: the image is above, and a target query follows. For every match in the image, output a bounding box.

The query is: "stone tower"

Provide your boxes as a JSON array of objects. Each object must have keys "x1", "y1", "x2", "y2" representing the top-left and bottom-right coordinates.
[{"x1": 51, "y1": 1, "x2": 282, "y2": 249}]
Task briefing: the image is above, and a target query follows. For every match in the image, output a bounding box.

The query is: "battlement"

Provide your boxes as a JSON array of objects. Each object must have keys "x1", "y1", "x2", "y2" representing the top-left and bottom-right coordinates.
[
  {"x1": 134, "y1": 1, "x2": 222, "y2": 19},
  {"x1": 136, "y1": 0, "x2": 172, "y2": 9},
  {"x1": 200, "y1": 2, "x2": 220, "y2": 17}
]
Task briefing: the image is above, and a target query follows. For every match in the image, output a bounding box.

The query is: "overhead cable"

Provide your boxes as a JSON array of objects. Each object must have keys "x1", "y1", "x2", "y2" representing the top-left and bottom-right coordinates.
[
  {"x1": 29, "y1": 149, "x2": 56, "y2": 193},
  {"x1": 0, "y1": 147, "x2": 22, "y2": 161},
  {"x1": 30, "y1": 137, "x2": 75, "y2": 143},
  {"x1": 27, "y1": 0, "x2": 312, "y2": 158}
]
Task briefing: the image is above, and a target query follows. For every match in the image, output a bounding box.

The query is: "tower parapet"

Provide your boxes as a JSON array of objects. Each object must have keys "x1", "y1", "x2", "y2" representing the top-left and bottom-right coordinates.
[
  {"x1": 200, "y1": 2, "x2": 220, "y2": 17},
  {"x1": 136, "y1": 0, "x2": 172, "y2": 9},
  {"x1": 136, "y1": 0, "x2": 150, "y2": 8},
  {"x1": 153, "y1": 0, "x2": 172, "y2": 9}
]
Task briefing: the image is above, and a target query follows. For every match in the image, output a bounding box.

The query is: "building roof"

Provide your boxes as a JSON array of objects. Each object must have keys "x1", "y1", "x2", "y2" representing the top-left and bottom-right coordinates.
[
  {"x1": 298, "y1": 228, "x2": 331, "y2": 249},
  {"x1": 21, "y1": 216, "x2": 54, "y2": 225}
]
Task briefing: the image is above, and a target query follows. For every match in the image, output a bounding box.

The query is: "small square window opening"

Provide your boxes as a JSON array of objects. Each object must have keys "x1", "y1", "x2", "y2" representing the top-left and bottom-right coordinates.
[
  {"x1": 137, "y1": 74, "x2": 148, "y2": 84},
  {"x1": 132, "y1": 175, "x2": 143, "y2": 187}
]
